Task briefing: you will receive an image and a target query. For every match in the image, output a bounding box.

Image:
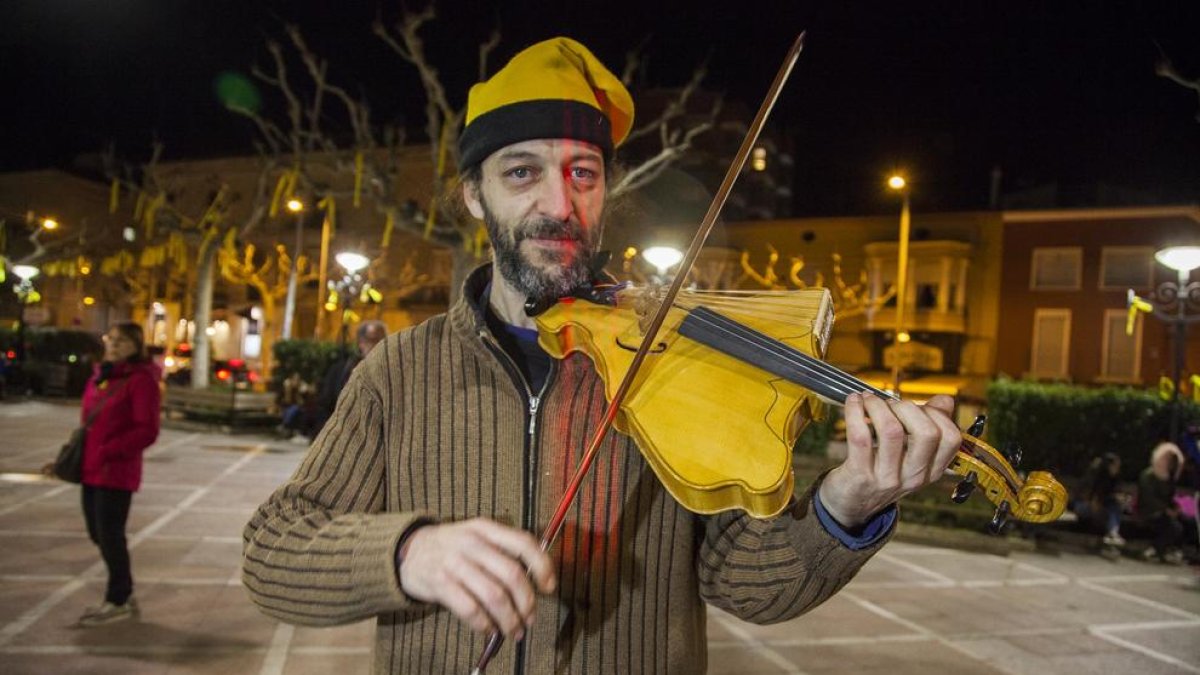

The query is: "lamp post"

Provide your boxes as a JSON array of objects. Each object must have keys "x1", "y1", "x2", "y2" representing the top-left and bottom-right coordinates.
[
  {"x1": 887, "y1": 175, "x2": 912, "y2": 394},
  {"x1": 11, "y1": 264, "x2": 41, "y2": 367},
  {"x1": 1133, "y1": 246, "x2": 1200, "y2": 443},
  {"x1": 281, "y1": 198, "x2": 305, "y2": 339},
  {"x1": 331, "y1": 251, "x2": 370, "y2": 350}
]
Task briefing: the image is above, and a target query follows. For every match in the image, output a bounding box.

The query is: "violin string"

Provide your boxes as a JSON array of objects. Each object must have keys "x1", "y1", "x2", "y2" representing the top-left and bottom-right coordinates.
[
  {"x1": 697, "y1": 309, "x2": 892, "y2": 403},
  {"x1": 685, "y1": 308, "x2": 896, "y2": 405}
]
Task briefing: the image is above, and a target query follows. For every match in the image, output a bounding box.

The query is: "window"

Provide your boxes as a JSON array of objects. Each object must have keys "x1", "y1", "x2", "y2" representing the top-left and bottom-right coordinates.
[
  {"x1": 1099, "y1": 309, "x2": 1141, "y2": 382},
  {"x1": 1099, "y1": 246, "x2": 1153, "y2": 290},
  {"x1": 1030, "y1": 247, "x2": 1082, "y2": 290},
  {"x1": 1030, "y1": 308, "x2": 1071, "y2": 379}
]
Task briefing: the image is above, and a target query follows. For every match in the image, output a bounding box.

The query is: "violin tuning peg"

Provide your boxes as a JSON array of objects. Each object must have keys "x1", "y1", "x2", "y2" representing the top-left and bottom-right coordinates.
[
  {"x1": 988, "y1": 501, "x2": 1010, "y2": 535},
  {"x1": 966, "y1": 414, "x2": 987, "y2": 438},
  {"x1": 1003, "y1": 442, "x2": 1023, "y2": 467},
  {"x1": 951, "y1": 471, "x2": 977, "y2": 504}
]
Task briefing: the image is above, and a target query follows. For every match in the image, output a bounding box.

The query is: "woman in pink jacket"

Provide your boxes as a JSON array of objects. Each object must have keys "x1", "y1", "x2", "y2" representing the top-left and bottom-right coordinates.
[{"x1": 73, "y1": 322, "x2": 161, "y2": 626}]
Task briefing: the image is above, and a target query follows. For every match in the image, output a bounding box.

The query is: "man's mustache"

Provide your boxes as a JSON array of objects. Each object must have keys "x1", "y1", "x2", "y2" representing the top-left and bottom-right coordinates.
[{"x1": 512, "y1": 219, "x2": 585, "y2": 242}]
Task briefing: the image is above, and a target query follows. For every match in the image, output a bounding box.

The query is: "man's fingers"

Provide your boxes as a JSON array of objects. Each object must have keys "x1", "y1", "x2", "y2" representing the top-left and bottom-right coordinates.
[
  {"x1": 924, "y1": 402, "x2": 963, "y2": 479},
  {"x1": 887, "y1": 398, "x2": 940, "y2": 485},
  {"x1": 842, "y1": 392, "x2": 875, "y2": 470},
  {"x1": 472, "y1": 542, "x2": 538, "y2": 627},
  {"x1": 459, "y1": 560, "x2": 527, "y2": 639},
  {"x1": 476, "y1": 521, "x2": 556, "y2": 594},
  {"x1": 439, "y1": 582, "x2": 495, "y2": 635},
  {"x1": 862, "y1": 394, "x2": 905, "y2": 483}
]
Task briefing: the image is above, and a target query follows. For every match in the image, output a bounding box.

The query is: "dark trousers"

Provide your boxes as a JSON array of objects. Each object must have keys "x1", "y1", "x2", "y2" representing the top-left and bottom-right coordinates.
[{"x1": 81, "y1": 485, "x2": 133, "y2": 605}]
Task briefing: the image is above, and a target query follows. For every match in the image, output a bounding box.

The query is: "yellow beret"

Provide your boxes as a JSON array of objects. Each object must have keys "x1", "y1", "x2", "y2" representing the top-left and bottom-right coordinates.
[{"x1": 458, "y1": 37, "x2": 635, "y2": 170}]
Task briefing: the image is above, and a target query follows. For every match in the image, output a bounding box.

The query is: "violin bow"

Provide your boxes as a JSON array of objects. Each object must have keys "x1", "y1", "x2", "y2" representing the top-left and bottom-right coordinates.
[{"x1": 471, "y1": 33, "x2": 807, "y2": 674}]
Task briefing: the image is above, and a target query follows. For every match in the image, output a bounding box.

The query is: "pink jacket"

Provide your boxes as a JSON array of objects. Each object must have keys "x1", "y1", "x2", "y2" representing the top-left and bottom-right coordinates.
[{"x1": 80, "y1": 360, "x2": 161, "y2": 491}]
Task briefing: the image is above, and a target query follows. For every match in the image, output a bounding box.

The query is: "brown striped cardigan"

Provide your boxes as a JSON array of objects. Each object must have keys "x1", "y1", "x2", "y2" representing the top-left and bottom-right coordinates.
[{"x1": 243, "y1": 265, "x2": 888, "y2": 674}]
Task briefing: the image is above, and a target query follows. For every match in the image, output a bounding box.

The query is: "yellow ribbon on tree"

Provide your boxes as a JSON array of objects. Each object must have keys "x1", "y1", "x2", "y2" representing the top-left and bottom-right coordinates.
[
  {"x1": 318, "y1": 195, "x2": 336, "y2": 235},
  {"x1": 1160, "y1": 376, "x2": 1176, "y2": 401},
  {"x1": 1127, "y1": 293, "x2": 1152, "y2": 335},
  {"x1": 1192, "y1": 374, "x2": 1200, "y2": 403},
  {"x1": 381, "y1": 210, "x2": 395, "y2": 249},
  {"x1": 109, "y1": 179, "x2": 120, "y2": 214}
]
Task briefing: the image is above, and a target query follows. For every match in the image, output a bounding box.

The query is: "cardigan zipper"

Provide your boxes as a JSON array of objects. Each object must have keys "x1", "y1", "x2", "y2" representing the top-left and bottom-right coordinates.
[{"x1": 478, "y1": 329, "x2": 555, "y2": 675}]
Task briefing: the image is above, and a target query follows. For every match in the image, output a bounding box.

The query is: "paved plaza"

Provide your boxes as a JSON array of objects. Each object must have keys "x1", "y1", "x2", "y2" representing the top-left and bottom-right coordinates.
[{"x1": 0, "y1": 398, "x2": 1197, "y2": 674}]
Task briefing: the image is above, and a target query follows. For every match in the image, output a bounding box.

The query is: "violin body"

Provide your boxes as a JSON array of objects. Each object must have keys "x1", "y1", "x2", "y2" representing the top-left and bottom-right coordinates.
[{"x1": 536, "y1": 289, "x2": 835, "y2": 518}]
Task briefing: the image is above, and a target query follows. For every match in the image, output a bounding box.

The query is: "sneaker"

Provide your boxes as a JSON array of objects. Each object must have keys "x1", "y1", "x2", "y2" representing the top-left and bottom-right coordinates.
[
  {"x1": 1102, "y1": 532, "x2": 1126, "y2": 547},
  {"x1": 1162, "y1": 550, "x2": 1186, "y2": 566},
  {"x1": 76, "y1": 597, "x2": 138, "y2": 627}
]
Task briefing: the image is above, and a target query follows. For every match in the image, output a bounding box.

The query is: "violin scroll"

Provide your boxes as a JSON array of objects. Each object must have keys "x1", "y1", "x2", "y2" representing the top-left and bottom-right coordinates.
[{"x1": 947, "y1": 426, "x2": 1068, "y2": 527}]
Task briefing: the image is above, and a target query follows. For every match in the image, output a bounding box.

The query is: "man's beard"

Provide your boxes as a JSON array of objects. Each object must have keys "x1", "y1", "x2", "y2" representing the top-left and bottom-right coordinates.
[{"x1": 481, "y1": 198, "x2": 601, "y2": 304}]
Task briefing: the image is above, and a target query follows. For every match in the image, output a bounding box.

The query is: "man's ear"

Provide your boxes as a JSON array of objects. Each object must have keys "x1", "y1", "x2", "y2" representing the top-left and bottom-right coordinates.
[{"x1": 462, "y1": 181, "x2": 485, "y2": 220}]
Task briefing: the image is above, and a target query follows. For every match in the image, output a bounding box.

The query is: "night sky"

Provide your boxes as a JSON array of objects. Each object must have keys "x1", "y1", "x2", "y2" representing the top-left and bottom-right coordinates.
[{"x1": 3, "y1": 0, "x2": 1199, "y2": 216}]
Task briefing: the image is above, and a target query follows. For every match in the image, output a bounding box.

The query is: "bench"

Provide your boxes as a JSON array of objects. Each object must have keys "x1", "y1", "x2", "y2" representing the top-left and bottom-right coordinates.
[{"x1": 163, "y1": 386, "x2": 279, "y2": 430}]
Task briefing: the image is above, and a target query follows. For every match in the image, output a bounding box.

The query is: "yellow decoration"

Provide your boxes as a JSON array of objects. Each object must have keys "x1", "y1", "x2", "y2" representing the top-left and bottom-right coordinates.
[
  {"x1": 318, "y1": 195, "x2": 336, "y2": 235},
  {"x1": 1126, "y1": 293, "x2": 1152, "y2": 335},
  {"x1": 109, "y1": 179, "x2": 120, "y2": 214},
  {"x1": 382, "y1": 210, "x2": 395, "y2": 249},
  {"x1": 1160, "y1": 376, "x2": 1176, "y2": 401},
  {"x1": 133, "y1": 192, "x2": 147, "y2": 222}
]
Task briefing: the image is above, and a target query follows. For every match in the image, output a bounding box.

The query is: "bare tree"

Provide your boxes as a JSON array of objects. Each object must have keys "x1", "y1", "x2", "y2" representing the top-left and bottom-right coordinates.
[
  {"x1": 104, "y1": 144, "x2": 279, "y2": 389},
  {"x1": 1155, "y1": 45, "x2": 1200, "y2": 122},
  {"x1": 230, "y1": 4, "x2": 723, "y2": 298}
]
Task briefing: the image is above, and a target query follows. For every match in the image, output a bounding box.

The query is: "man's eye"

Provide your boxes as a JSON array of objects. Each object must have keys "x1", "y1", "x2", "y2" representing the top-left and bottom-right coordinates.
[
  {"x1": 571, "y1": 167, "x2": 598, "y2": 181},
  {"x1": 506, "y1": 167, "x2": 533, "y2": 180}
]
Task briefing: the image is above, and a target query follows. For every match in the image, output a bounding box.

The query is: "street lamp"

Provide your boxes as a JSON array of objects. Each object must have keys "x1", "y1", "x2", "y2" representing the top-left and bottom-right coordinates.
[
  {"x1": 281, "y1": 199, "x2": 305, "y2": 339},
  {"x1": 10, "y1": 264, "x2": 41, "y2": 370},
  {"x1": 642, "y1": 246, "x2": 684, "y2": 280},
  {"x1": 1133, "y1": 246, "x2": 1200, "y2": 443},
  {"x1": 887, "y1": 174, "x2": 912, "y2": 394},
  {"x1": 329, "y1": 251, "x2": 372, "y2": 349}
]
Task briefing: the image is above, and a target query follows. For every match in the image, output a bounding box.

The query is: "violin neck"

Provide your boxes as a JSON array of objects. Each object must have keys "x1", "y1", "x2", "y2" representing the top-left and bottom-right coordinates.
[{"x1": 678, "y1": 306, "x2": 894, "y2": 406}]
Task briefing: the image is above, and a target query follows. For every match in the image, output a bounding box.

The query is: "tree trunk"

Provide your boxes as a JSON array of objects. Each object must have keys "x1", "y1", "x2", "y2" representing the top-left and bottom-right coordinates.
[{"x1": 190, "y1": 242, "x2": 219, "y2": 390}]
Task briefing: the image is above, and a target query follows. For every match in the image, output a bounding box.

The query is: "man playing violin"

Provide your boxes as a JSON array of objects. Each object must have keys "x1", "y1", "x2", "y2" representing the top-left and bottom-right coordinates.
[{"x1": 243, "y1": 36, "x2": 963, "y2": 674}]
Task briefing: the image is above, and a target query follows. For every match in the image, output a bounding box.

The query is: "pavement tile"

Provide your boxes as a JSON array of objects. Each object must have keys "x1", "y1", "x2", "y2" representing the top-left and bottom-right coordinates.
[
  {"x1": 706, "y1": 643, "x2": 791, "y2": 673},
  {"x1": 882, "y1": 548, "x2": 1061, "y2": 584},
  {"x1": 0, "y1": 502, "x2": 168, "y2": 535},
  {"x1": 955, "y1": 634, "x2": 1197, "y2": 675},
  {"x1": 851, "y1": 582, "x2": 1173, "y2": 636},
  {"x1": 190, "y1": 485, "x2": 284, "y2": 510},
  {"x1": 1098, "y1": 625, "x2": 1200, "y2": 668},
  {"x1": 289, "y1": 620, "x2": 376, "y2": 649},
  {"x1": 130, "y1": 537, "x2": 242, "y2": 582},
  {"x1": 717, "y1": 595, "x2": 920, "y2": 642},
  {"x1": 152, "y1": 508, "x2": 258, "y2": 539},
  {"x1": 773, "y1": 639, "x2": 1008, "y2": 674},
  {"x1": 0, "y1": 579, "x2": 68, "y2": 626},
  {"x1": 1090, "y1": 578, "x2": 1200, "y2": 616},
  {"x1": 0, "y1": 533, "x2": 96, "y2": 576},
  {"x1": 1, "y1": 653, "x2": 175, "y2": 675},
  {"x1": 278, "y1": 652, "x2": 373, "y2": 674}
]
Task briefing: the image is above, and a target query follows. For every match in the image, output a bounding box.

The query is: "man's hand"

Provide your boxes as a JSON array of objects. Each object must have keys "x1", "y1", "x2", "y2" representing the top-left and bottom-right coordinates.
[
  {"x1": 398, "y1": 518, "x2": 556, "y2": 639},
  {"x1": 818, "y1": 393, "x2": 962, "y2": 529}
]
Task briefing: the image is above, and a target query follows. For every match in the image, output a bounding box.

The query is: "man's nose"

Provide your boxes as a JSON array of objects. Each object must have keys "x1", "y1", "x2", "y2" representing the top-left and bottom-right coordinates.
[{"x1": 536, "y1": 171, "x2": 573, "y2": 222}]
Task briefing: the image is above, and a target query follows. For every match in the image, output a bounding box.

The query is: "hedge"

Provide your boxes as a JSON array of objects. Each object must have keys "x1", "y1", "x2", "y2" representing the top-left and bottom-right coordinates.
[
  {"x1": 271, "y1": 339, "x2": 345, "y2": 390},
  {"x1": 985, "y1": 377, "x2": 1199, "y2": 482}
]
